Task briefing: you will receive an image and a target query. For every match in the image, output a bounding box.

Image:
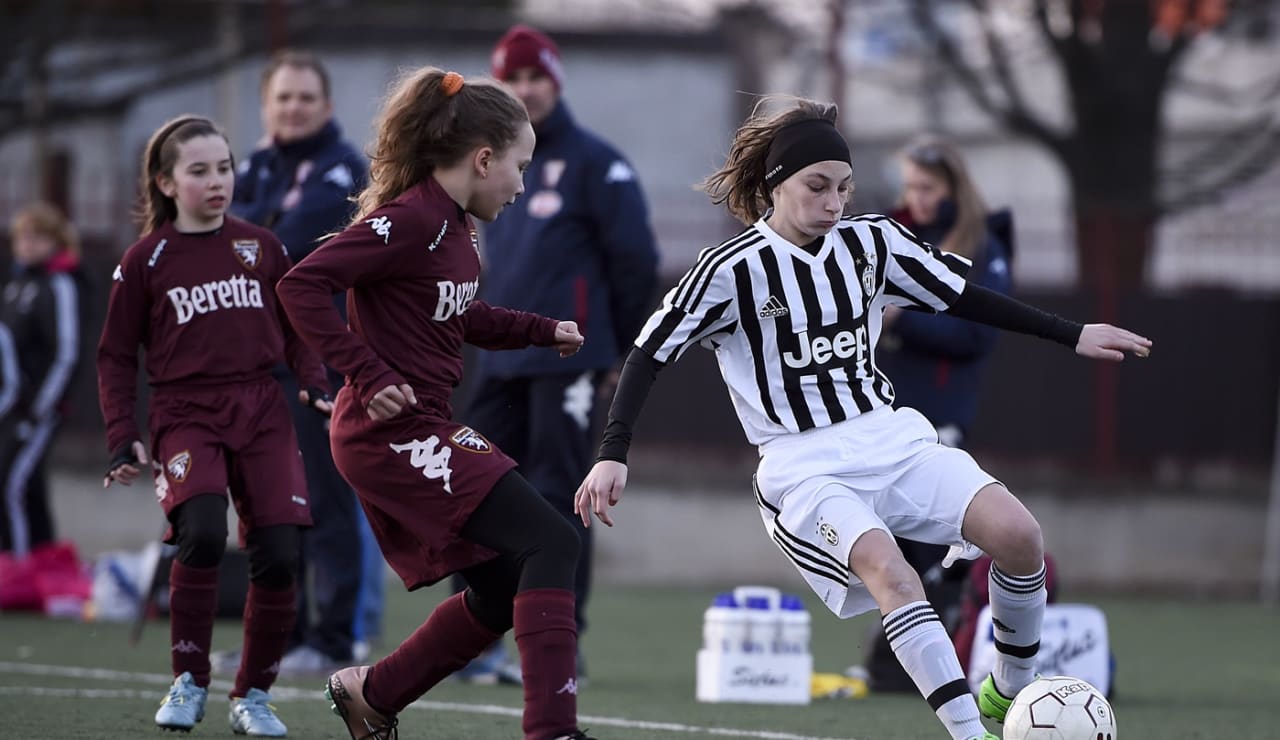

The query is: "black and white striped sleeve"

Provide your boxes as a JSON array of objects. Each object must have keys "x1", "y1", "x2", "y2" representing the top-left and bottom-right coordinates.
[
  {"x1": 878, "y1": 217, "x2": 971, "y2": 312},
  {"x1": 633, "y1": 251, "x2": 740, "y2": 365}
]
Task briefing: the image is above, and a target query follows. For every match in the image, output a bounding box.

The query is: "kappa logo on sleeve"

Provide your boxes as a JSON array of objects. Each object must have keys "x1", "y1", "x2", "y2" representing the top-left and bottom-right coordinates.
[
  {"x1": 112, "y1": 264, "x2": 124, "y2": 282},
  {"x1": 448, "y1": 426, "x2": 492, "y2": 454},
  {"x1": 166, "y1": 450, "x2": 193, "y2": 483},
  {"x1": 323, "y1": 163, "x2": 353, "y2": 189},
  {"x1": 365, "y1": 215, "x2": 393, "y2": 244},
  {"x1": 604, "y1": 160, "x2": 635, "y2": 184}
]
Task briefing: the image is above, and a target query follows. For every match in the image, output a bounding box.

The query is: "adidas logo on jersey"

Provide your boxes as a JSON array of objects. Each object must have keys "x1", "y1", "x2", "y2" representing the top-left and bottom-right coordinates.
[{"x1": 758, "y1": 296, "x2": 789, "y2": 318}]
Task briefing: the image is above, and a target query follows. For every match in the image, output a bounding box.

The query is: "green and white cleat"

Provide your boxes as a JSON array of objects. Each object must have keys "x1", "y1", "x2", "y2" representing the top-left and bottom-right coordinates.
[
  {"x1": 155, "y1": 672, "x2": 208, "y2": 732},
  {"x1": 229, "y1": 688, "x2": 288, "y2": 737},
  {"x1": 977, "y1": 674, "x2": 1015, "y2": 723}
]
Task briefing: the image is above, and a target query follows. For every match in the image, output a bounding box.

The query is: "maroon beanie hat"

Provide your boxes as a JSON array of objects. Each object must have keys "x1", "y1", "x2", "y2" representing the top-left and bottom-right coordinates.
[{"x1": 491, "y1": 25, "x2": 564, "y2": 89}]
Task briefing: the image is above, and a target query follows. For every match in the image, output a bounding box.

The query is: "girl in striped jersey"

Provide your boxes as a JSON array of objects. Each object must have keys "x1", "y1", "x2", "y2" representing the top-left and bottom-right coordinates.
[{"x1": 575, "y1": 98, "x2": 1151, "y2": 740}]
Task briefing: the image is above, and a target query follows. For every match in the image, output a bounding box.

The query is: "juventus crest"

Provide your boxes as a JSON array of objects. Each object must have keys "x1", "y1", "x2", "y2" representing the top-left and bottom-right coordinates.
[
  {"x1": 232, "y1": 239, "x2": 261, "y2": 270},
  {"x1": 852, "y1": 242, "x2": 878, "y2": 298}
]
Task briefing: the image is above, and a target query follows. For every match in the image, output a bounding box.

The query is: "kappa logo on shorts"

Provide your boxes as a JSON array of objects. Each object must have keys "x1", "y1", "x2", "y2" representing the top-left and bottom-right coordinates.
[
  {"x1": 390, "y1": 436, "x2": 454, "y2": 493},
  {"x1": 449, "y1": 427, "x2": 492, "y2": 454},
  {"x1": 817, "y1": 520, "x2": 840, "y2": 547},
  {"x1": 166, "y1": 451, "x2": 192, "y2": 483},
  {"x1": 232, "y1": 239, "x2": 261, "y2": 270}
]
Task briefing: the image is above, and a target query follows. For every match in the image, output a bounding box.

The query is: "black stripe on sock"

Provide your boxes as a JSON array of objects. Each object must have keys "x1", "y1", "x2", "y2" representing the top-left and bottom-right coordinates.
[
  {"x1": 991, "y1": 565, "x2": 1046, "y2": 587},
  {"x1": 991, "y1": 567, "x2": 1046, "y2": 594},
  {"x1": 885, "y1": 609, "x2": 941, "y2": 644},
  {"x1": 882, "y1": 603, "x2": 932, "y2": 632},
  {"x1": 925, "y1": 679, "x2": 971, "y2": 711},
  {"x1": 994, "y1": 639, "x2": 1041, "y2": 659}
]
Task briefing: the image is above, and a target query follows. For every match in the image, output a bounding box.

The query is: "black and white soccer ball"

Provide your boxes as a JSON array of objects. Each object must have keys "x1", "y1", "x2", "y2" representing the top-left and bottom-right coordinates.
[{"x1": 1003, "y1": 676, "x2": 1117, "y2": 740}]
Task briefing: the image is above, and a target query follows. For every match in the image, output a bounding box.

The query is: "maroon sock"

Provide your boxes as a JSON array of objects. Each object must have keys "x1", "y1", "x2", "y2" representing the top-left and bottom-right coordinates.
[
  {"x1": 232, "y1": 583, "x2": 296, "y2": 697},
  {"x1": 513, "y1": 588, "x2": 578, "y2": 740},
  {"x1": 168, "y1": 561, "x2": 219, "y2": 688},
  {"x1": 364, "y1": 591, "x2": 500, "y2": 714}
]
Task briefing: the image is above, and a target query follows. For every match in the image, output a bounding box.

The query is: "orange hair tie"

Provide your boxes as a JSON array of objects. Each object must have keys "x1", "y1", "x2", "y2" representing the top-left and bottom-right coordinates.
[{"x1": 441, "y1": 71, "x2": 464, "y2": 97}]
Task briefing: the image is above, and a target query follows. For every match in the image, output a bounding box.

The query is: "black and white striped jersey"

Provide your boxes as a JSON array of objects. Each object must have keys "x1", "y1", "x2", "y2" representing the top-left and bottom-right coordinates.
[{"x1": 635, "y1": 214, "x2": 970, "y2": 445}]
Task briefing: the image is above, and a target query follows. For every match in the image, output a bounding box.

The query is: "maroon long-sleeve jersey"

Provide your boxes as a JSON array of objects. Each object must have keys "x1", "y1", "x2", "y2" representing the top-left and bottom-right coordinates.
[
  {"x1": 97, "y1": 216, "x2": 327, "y2": 451},
  {"x1": 276, "y1": 177, "x2": 560, "y2": 418}
]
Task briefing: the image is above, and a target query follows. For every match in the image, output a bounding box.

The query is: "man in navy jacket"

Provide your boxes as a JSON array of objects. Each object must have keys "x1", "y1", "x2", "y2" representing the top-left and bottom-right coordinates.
[
  {"x1": 453, "y1": 25, "x2": 660, "y2": 682},
  {"x1": 228, "y1": 50, "x2": 378, "y2": 676}
]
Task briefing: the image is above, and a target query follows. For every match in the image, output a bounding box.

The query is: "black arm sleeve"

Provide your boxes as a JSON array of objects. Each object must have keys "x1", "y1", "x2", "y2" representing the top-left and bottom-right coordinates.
[
  {"x1": 596, "y1": 347, "x2": 664, "y2": 464},
  {"x1": 946, "y1": 283, "x2": 1084, "y2": 349}
]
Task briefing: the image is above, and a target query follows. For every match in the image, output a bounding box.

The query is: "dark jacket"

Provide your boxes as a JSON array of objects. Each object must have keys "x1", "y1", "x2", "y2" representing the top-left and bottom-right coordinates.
[
  {"x1": 474, "y1": 101, "x2": 660, "y2": 376},
  {"x1": 880, "y1": 206, "x2": 1014, "y2": 434},
  {"x1": 0, "y1": 253, "x2": 84, "y2": 425},
  {"x1": 232, "y1": 119, "x2": 368, "y2": 263}
]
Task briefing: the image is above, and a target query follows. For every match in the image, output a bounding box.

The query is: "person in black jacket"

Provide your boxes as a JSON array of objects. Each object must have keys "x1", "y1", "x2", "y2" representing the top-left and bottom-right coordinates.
[
  {"x1": 1, "y1": 202, "x2": 83, "y2": 555},
  {"x1": 225, "y1": 49, "x2": 379, "y2": 676}
]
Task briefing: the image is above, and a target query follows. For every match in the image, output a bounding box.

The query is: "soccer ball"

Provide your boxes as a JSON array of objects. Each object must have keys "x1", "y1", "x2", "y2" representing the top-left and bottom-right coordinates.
[{"x1": 1003, "y1": 676, "x2": 1117, "y2": 740}]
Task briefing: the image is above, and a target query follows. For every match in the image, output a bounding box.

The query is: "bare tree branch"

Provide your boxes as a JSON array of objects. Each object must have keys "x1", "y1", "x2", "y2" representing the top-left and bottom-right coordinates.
[
  {"x1": 1159, "y1": 117, "x2": 1280, "y2": 214},
  {"x1": 909, "y1": 0, "x2": 1068, "y2": 156},
  {"x1": 1170, "y1": 72, "x2": 1280, "y2": 106}
]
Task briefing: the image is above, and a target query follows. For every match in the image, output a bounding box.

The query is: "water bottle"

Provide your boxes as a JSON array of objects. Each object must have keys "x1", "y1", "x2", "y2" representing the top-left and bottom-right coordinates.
[
  {"x1": 703, "y1": 593, "x2": 747, "y2": 652},
  {"x1": 742, "y1": 596, "x2": 778, "y2": 654},
  {"x1": 777, "y1": 595, "x2": 811, "y2": 655}
]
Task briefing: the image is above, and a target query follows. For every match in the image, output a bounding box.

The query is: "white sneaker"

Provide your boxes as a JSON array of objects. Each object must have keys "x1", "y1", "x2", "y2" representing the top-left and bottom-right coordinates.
[
  {"x1": 155, "y1": 672, "x2": 208, "y2": 731},
  {"x1": 229, "y1": 688, "x2": 287, "y2": 737}
]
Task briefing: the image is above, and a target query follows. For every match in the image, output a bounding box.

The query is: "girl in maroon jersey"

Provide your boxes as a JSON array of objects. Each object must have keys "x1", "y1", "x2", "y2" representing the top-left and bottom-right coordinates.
[
  {"x1": 98, "y1": 115, "x2": 330, "y2": 736},
  {"x1": 277, "y1": 69, "x2": 591, "y2": 740}
]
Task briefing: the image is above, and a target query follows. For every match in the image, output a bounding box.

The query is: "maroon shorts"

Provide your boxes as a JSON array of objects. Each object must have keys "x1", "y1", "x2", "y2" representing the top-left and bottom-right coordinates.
[
  {"x1": 149, "y1": 378, "x2": 311, "y2": 546},
  {"x1": 329, "y1": 386, "x2": 517, "y2": 590}
]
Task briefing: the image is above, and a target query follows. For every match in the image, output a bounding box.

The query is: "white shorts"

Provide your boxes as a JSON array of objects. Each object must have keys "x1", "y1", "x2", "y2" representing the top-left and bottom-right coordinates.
[{"x1": 754, "y1": 406, "x2": 999, "y2": 619}]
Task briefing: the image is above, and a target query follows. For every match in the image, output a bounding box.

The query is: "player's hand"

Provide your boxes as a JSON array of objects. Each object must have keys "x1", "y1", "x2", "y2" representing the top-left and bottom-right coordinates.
[
  {"x1": 1076, "y1": 324, "x2": 1152, "y2": 361},
  {"x1": 367, "y1": 383, "x2": 417, "y2": 421},
  {"x1": 299, "y1": 387, "x2": 334, "y2": 417},
  {"x1": 554, "y1": 321, "x2": 585, "y2": 358},
  {"x1": 104, "y1": 440, "x2": 149, "y2": 488},
  {"x1": 574, "y1": 460, "x2": 627, "y2": 528}
]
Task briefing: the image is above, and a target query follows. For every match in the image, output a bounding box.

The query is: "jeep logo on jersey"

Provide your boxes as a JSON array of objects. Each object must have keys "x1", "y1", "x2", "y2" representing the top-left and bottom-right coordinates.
[
  {"x1": 449, "y1": 426, "x2": 492, "y2": 453},
  {"x1": 232, "y1": 239, "x2": 261, "y2": 269},
  {"x1": 432, "y1": 278, "x2": 479, "y2": 321},
  {"x1": 166, "y1": 274, "x2": 265, "y2": 325},
  {"x1": 782, "y1": 326, "x2": 870, "y2": 370},
  {"x1": 167, "y1": 450, "x2": 192, "y2": 482}
]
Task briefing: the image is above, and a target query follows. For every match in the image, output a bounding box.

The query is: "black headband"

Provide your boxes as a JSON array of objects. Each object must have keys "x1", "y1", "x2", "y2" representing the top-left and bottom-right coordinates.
[{"x1": 764, "y1": 118, "x2": 851, "y2": 189}]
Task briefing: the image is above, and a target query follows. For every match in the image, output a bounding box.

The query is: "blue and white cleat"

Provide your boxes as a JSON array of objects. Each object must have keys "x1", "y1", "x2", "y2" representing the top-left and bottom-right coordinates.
[
  {"x1": 229, "y1": 688, "x2": 288, "y2": 737},
  {"x1": 155, "y1": 672, "x2": 208, "y2": 732}
]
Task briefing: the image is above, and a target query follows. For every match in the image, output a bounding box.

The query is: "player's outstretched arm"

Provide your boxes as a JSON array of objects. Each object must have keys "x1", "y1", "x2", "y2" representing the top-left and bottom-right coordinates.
[
  {"x1": 575, "y1": 460, "x2": 627, "y2": 528},
  {"x1": 1076, "y1": 323, "x2": 1152, "y2": 361},
  {"x1": 944, "y1": 283, "x2": 1153, "y2": 359}
]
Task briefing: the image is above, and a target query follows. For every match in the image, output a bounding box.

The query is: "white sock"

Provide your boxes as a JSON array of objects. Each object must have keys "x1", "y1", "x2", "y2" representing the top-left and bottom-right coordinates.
[
  {"x1": 883, "y1": 601, "x2": 985, "y2": 740},
  {"x1": 988, "y1": 563, "x2": 1047, "y2": 696}
]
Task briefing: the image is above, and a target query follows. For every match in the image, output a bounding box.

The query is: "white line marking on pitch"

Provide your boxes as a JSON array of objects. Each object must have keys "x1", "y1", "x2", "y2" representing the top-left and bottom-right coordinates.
[{"x1": 0, "y1": 662, "x2": 864, "y2": 740}]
